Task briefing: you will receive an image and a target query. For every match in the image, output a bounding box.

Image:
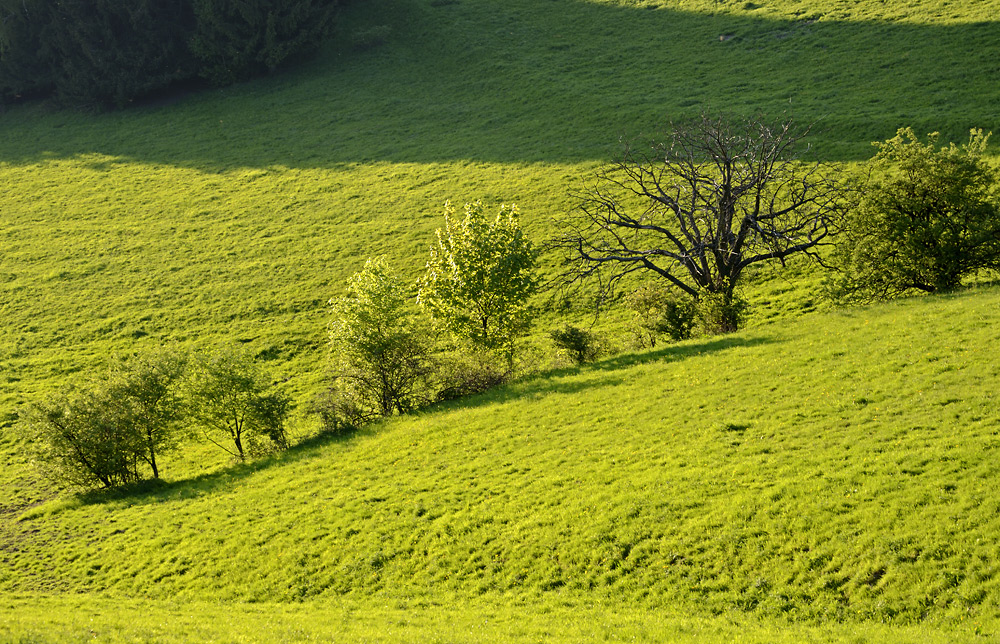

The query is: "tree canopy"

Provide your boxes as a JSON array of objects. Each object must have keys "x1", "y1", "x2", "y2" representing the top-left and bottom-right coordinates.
[
  {"x1": 329, "y1": 257, "x2": 431, "y2": 419},
  {"x1": 418, "y1": 201, "x2": 538, "y2": 358},
  {"x1": 0, "y1": 0, "x2": 340, "y2": 108},
  {"x1": 832, "y1": 127, "x2": 1000, "y2": 302},
  {"x1": 186, "y1": 349, "x2": 290, "y2": 461}
]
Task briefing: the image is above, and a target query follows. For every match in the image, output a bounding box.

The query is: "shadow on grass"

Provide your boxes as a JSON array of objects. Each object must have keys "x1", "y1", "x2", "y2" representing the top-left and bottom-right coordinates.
[
  {"x1": 70, "y1": 423, "x2": 379, "y2": 509},
  {"x1": 0, "y1": 0, "x2": 997, "y2": 168},
  {"x1": 64, "y1": 333, "x2": 773, "y2": 509},
  {"x1": 429, "y1": 333, "x2": 776, "y2": 412}
]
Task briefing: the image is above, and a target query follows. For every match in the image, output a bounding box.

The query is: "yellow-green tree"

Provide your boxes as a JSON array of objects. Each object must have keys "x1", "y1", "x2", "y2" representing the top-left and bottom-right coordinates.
[
  {"x1": 418, "y1": 201, "x2": 538, "y2": 361},
  {"x1": 329, "y1": 257, "x2": 431, "y2": 419},
  {"x1": 186, "y1": 349, "x2": 290, "y2": 461}
]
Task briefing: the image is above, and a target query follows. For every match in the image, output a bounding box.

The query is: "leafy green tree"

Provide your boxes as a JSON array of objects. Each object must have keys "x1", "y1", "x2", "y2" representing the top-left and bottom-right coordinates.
[
  {"x1": 329, "y1": 257, "x2": 431, "y2": 419},
  {"x1": 418, "y1": 201, "x2": 538, "y2": 360},
  {"x1": 19, "y1": 350, "x2": 189, "y2": 488},
  {"x1": 549, "y1": 325, "x2": 601, "y2": 365},
  {"x1": 832, "y1": 127, "x2": 1000, "y2": 301},
  {"x1": 21, "y1": 388, "x2": 145, "y2": 489},
  {"x1": 623, "y1": 285, "x2": 698, "y2": 347},
  {"x1": 105, "y1": 350, "x2": 188, "y2": 479},
  {"x1": 186, "y1": 349, "x2": 290, "y2": 461}
]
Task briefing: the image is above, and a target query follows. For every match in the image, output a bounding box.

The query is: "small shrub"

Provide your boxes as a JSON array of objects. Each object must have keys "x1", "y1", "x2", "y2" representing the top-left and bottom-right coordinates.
[
  {"x1": 104, "y1": 349, "x2": 188, "y2": 479},
  {"x1": 624, "y1": 286, "x2": 697, "y2": 347},
  {"x1": 697, "y1": 291, "x2": 750, "y2": 335},
  {"x1": 310, "y1": 387, "x2": 366, "y2": 436},
  {"x1": 549, "y1": 324, "x2": 600, "y2": 365},
  {"x1": 243, "y1": 389, "x2": 291, "y2": 456},
  {"x1": 660, "y1": 296, "x2": 698, "y2": 342},
  {"x1": 20, "y1": 389, "x2": 145, "y2": 489},
  {"x1": 434, "y1": 352, "x2": 509, "y2": 402},
  {"x1": 18, "y1": 349, "x2": 188, "y2": 489}
]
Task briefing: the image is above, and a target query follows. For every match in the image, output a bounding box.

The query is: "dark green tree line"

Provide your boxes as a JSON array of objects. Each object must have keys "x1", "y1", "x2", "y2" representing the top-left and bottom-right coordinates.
[{"x1": 0, "y1": 0, "x2": 341, "y2": 108}]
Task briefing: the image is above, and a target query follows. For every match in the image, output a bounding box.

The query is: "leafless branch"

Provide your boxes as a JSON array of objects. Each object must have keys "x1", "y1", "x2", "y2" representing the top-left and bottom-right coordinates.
[{"x1": 552, "y1": 113, "x2": 849, "y2": 327}]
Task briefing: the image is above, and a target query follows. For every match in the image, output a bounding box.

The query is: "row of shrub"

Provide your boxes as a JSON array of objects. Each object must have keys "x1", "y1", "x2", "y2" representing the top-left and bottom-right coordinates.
[
  {"x1": 0, "y1": 0, "x2": 341, "y2": 108},
  {"x1": 20, "y1": 200, "x2": 536, "y2": 490},
  {"x1": 321, "y1": 198, "x2": 754, "y2": 434},
  {"x1": 548, "y1": 288, "x2": 748, "y2": 367},
  {"x1": 320, "y1": 201, "x2": 539, "y2": 430},
  {"x1": 21, "y1": 348, "x2": 290, "y2": 489}
]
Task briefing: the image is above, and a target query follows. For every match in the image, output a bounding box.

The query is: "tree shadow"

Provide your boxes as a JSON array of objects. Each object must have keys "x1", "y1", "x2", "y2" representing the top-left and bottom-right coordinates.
[
  {"x1": 429, "y1": 333, "x2": 775, "y2": 411},
  {"x1": 71, "y1": 423, "x2": 378, "y2": 508},
  {"x1": 0, "y1": 0, "x2": 996, "y2": 170},
  {"x1": 65, "y1": 332, "x2": 773, "y2": 508}
]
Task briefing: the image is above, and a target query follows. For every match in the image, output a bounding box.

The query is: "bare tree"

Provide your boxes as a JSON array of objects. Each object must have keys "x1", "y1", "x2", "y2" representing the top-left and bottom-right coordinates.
[{"x1": 555, "y1": 114, "x2": 847, "y2": 332}]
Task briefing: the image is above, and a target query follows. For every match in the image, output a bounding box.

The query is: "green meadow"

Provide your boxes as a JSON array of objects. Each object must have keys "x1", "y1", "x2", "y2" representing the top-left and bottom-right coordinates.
[
  {"x1": 4, "y1": 290, "x2": 1000, "y2": 640},
  {"x1": 3, "y1": 0, "x2": 1000, "y2": 640}
]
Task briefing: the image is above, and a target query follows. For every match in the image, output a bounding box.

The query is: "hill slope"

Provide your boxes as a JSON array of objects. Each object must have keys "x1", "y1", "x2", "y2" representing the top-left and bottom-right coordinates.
[
  {"x1": 3, "y1": 0, "x2": 1000, "y2": 640},
  {"x1": 4, "y1": 286, "x2": 1000, "y2": 626},
  {"x1": 2, "y1": 0, "x2": 999, "y2": 417}
]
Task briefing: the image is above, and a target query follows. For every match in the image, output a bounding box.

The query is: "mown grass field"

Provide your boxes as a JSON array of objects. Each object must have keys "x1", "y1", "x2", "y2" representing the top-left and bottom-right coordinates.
[{"x1": 3, "y1": 0, "x2": 1000, "y2": 640}]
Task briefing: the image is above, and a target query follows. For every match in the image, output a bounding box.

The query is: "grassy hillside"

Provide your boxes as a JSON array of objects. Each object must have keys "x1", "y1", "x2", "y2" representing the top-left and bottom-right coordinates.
[
  {"x1": 3, "y1": 0, "x2": 1000, "y2": 640},
  {"x1": 1, "y1": 596, "x2": 992, "y2": 643},
  {"x1": 2, "y1": 0, "x2": 999, "y2": 412},
  {"x1": 4, "y1": 287, "x2": 1000, "y2": 628}
]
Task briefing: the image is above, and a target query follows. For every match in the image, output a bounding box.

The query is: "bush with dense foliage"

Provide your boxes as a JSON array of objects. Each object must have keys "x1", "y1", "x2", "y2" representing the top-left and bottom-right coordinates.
[
  {"x1": 309, "y1": 387, "x2": 366, "y2": 436},
  {"x1": 104, "y1": 350, "x2": 189, "y2": 479},
  {"x1": 549, "y1": 324, "x2": 601, "y2": 365},
  {"x1": 186, "y1": 349, "x2": 291, "y2": 461},
  {"x1": 19, "y1": 350, "x2": 188, "y2": 488},
  {"x1": 696, "y1": 290, "x2": 751, "y2": 336},
  {"x1": 623, "y1": 285, "x2": 698, "y2": 347},
  {"x1": 432, "y1": 351, "x2": 510, "y2": 402},
  {"x1": 832, "y1": 127, "x2": 1000, "y2": 301},
  {"x1": 21, "y1": 388, "x2": 147, "y2": 489}
]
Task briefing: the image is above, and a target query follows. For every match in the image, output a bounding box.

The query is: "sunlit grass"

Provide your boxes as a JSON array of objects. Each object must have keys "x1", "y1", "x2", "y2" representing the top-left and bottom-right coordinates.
[
  {"x1": 1, "y1": 595, "x2": 995, "y2": 643},
  {"x1": 3, "y1": 0, "x2": 1000, "y2": 639},
  {"x1": 4, "y1": 286, "x2": 1000, "y2": 629},
  {"x1": 3, "y1": 0, "x2": 998, "y2": 411}
]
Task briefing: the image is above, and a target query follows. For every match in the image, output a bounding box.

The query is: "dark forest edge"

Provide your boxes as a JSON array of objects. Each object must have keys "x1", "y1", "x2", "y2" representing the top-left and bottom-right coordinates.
[{"x1": 0, "y1": 0, "x2": 347, "y2": 109}]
